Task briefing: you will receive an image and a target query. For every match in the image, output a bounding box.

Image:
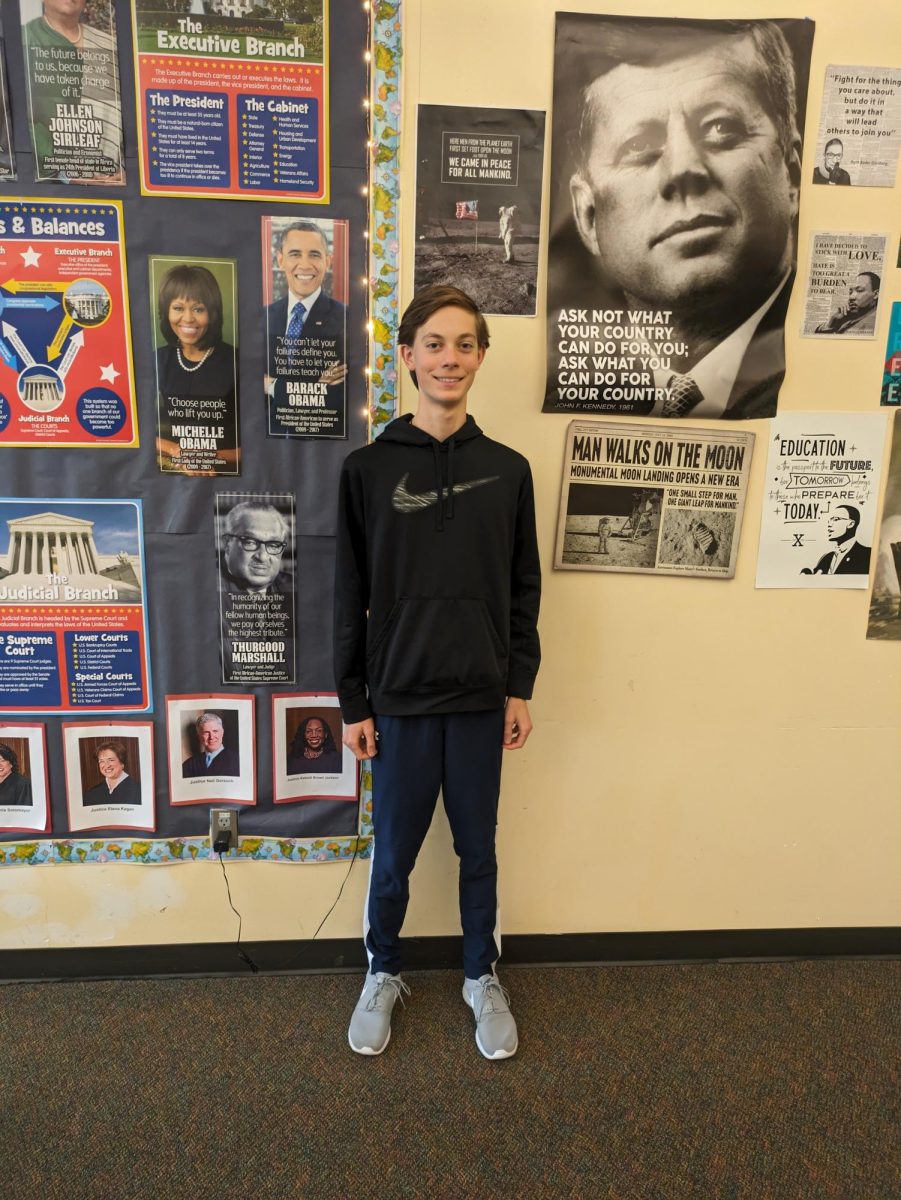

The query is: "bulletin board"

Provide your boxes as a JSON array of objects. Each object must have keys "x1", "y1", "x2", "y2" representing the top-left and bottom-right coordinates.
[{"x1": 0, "y1": 0, "x2": 379, "y2": 863}]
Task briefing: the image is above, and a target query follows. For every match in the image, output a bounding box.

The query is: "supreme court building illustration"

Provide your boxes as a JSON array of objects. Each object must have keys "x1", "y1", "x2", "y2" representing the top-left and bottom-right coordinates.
[
  {"x1": 17, "y1": 367, "x2": 64, "y2": 412},
  {"x1": 0, "y1": 509, "x2": 142, "y2": 604}
]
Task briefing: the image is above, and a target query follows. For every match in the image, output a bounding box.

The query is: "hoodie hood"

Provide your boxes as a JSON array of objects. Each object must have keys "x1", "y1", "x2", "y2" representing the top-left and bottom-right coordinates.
[{"x1": 376, "y1": 414, "x2": 485, "y2": 530}]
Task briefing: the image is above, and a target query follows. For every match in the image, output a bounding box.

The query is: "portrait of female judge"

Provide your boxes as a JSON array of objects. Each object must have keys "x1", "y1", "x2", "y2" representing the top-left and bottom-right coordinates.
[
  {"x1": 0, "y1": 744, "x2": 32, "y2": 807},
  {"x1": 82, "y1": 740, "x2": 141, "y2": 806},
  {"x1": 287, "y1": 716, "x2": 344, "y2": 775}
]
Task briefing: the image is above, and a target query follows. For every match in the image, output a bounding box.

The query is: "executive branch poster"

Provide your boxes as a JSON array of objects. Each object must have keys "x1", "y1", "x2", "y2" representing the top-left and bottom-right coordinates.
[
  {"x1": 131, "y1": 0, "x2": 329, "y2": 201},
  {"x1": 543, "y1": 14, "x2": 815, "y2": 420}
]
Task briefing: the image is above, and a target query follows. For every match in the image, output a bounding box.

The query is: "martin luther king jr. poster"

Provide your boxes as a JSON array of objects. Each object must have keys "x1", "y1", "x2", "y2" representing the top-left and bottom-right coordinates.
[{"x1": 544, "y1": 14, "x2": 814, "y2": 421}]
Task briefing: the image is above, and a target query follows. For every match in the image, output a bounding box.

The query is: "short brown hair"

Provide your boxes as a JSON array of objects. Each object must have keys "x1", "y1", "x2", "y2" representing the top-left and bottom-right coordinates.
[
  {"x1": 400, "y1": 283, "x2": 488, "y2": 341},
  {"x1": 95, "y1": 740, "x2": 128, "y2": 766}
]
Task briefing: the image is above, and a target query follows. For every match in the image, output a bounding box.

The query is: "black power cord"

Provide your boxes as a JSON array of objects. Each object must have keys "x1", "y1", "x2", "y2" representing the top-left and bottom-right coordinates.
[
  {"x1": 217, "y1": 851, "x2": 260, "y2": 974},
  {"x1": 306, "y1": 838, "x2": 361, "y2": 943},
  {"x1": 217, "y1": 837, "x2": 363, "y2": 975}
]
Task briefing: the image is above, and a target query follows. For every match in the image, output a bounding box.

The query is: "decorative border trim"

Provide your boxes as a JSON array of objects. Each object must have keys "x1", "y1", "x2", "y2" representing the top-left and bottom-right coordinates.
[
  {"x1": 369, "y1": 0, "x2": 402, "y2": 439},
  {"x1": 0, "y1": 832, "x2": 372, "y2": 866}
]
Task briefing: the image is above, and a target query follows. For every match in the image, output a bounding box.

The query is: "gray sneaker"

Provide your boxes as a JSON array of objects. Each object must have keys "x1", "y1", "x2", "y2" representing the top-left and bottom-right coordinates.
[
  {"x1": 463, "y1": 973, "x2": 518, "y2": 1059},
  {"x1": 348, "y1": 972, "x2": 409, "y2": 1055}
]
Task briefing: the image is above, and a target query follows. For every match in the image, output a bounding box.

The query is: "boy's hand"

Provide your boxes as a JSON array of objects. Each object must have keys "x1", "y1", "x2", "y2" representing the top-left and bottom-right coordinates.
[
  {"x1": 344, "y1": 718, "x2": 377, "y2": 760},
  {"x1": 503, "y1": 698, "x2": 532, "y2": 750}
]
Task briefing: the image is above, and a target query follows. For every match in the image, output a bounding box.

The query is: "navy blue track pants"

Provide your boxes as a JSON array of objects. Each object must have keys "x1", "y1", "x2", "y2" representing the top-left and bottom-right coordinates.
[{"x1": 366, "y1": 709, "x2": 505, "y2": 979}]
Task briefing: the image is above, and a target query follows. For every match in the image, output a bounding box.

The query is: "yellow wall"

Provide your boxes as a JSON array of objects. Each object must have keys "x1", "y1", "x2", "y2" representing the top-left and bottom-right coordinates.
[{"x1": 1, "y1": 0, "x2": 898, "y2": 953}]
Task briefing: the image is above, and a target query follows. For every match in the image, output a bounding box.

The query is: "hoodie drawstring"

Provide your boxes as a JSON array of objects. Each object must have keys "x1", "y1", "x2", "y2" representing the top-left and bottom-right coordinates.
[
  {"x1": 429, "y1": 438, "x2": 457, "y2": 531},
  {"x1": 446, "y1": 438, "x2": 456, "y2": 521},
  {"x1": 432, "y1": 441, "x2": 444, "y2": 531}
]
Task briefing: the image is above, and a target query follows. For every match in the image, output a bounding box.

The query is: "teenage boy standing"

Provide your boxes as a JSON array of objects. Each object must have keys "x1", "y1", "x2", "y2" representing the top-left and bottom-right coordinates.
[{"x1": 334, "y1": 285, "x2": 541, "y2": 1058}]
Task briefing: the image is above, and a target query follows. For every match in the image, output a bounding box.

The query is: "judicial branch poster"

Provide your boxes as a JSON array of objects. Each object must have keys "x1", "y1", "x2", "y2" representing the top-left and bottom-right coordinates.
[
  {"x1": 756, "y1": 413, "x2": 887, "y2": 589},
  {"x1": 263, "y1": 217, "x2": 348, "y2": 438},
  {"x1": 21, "y1": 0, "x2": 125, "y2": 185},
  {"x1": 150, "y1": 256, "x2": 239, "y2": 475},
  {"x1": 414, "y1": 105, "x2": 546, "y2": 317},
  {"x1": 543, "y1": 14, "x2": 814, "y2": 420},
  {"x1": 812, "y1": 67, "x2": 901, "y2": 188},
  {"x1": 0, "y1": 200, "x2": 137, "y2": 449},
  {"x1": 867, "y1": 411, "x2": 901, "y2": 640},
  {"x1": 131, "y1": 0, "x2": 329, "y2": 201},
  {"x1": 0, "y1": 499, "x2": 152, "y2": 715}
]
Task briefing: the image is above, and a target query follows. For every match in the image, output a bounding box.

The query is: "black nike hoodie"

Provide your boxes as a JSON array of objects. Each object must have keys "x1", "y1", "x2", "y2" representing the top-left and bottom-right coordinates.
[{"x1": 334, "y1": 414, "x2": 541, "y2": 722}]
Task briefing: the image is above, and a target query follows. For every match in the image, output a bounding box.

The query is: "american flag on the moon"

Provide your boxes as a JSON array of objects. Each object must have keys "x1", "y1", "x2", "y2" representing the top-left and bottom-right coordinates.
[{"x1": 455, "y1": 200, "x2": 478, "y2": 220}]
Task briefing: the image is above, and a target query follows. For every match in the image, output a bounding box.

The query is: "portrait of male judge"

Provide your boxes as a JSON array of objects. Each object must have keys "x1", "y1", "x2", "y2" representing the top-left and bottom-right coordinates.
[
  {"x1": 182, "y1": 713, "x2": 240, "y2": 778},
  {"x1": 219, "y1": 501, "x2": 291, "y2": 595},
  {"x1": 803, "y1": 505, "x2": 872, "y2": 577},
  {"x1": 813, "y1": 138, "x2": 851, "y2": 186},
  {"x1": 815, "y1": 272, "x2": 880, "y2": 336},
  {"x1": 264, "y1": 220, "x2": 348, "y2": 403},
  {"x1": 83, "y1": 741, "x2": 141, "y2": 806},
  {"x1": 555, "y1": 17, "x2": 807, "y2": 420}
]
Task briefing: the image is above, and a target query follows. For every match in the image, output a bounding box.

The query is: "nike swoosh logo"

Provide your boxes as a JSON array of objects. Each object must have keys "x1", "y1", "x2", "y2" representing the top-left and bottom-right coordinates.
[{"x1": 391, "y1": 473, "x2": 500, "y2": 514}]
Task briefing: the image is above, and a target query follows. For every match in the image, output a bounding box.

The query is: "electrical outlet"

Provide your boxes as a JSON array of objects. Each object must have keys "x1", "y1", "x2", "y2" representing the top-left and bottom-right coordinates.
[{"x1": 210, "y1": 807, "x2": 238, "y2": 852}]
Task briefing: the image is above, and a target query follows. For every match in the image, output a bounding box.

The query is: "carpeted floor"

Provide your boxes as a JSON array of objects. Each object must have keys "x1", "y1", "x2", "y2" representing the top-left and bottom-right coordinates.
[{"x1": 1, "y1": 961, "x2": 898, "y2": 1199}]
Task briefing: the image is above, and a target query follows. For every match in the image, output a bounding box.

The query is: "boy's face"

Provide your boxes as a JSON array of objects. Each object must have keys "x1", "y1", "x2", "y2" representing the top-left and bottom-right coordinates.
[{"x1": 400, "y1": 306, "x2": 485, "y2": 410}]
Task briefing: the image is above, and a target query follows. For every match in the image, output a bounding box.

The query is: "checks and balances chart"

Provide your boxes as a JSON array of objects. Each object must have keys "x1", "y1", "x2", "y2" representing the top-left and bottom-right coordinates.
[
  {"x1": 0, "y1": 201, "x2": 136, "y2": 448},
  {"x1": 131, "y1": 1, "x2": 329, "y2": 202}
]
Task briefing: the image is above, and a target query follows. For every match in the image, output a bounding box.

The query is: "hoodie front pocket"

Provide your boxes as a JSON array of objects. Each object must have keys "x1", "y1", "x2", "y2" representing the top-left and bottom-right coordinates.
[{"x1": 369, "y1": 595, "x2": 507, "y2": 693}]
